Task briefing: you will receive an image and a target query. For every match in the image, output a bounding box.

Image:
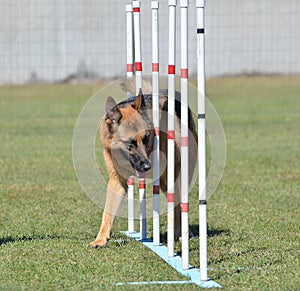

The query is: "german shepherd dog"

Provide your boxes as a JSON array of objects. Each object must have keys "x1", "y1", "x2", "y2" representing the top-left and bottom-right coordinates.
[{"x1": 88, "y1": 80, "x2": 197, "y2": 248}]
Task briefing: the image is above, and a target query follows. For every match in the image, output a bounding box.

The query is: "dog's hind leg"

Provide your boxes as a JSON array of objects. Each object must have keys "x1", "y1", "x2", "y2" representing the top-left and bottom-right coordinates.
[{"x1": 88, "y1": 177, "x2": 127, "y2": 248}]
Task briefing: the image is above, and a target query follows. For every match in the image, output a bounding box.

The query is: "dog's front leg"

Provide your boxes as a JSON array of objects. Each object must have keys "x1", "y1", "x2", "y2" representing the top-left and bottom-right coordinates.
[{"x1": 88, "y1": 177, "x2": 127, "y2": 248}]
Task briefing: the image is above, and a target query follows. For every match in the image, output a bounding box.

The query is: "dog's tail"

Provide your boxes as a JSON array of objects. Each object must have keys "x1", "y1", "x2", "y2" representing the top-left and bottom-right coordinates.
[{"x1": 120, "y1": 77, "x2": 153, "y2": 96}]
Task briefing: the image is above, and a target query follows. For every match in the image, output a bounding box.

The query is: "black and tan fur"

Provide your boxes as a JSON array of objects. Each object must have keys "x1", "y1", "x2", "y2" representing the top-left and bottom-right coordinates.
[{"x1": 88, "y1": 80, "x2": 197, "y2": 248}]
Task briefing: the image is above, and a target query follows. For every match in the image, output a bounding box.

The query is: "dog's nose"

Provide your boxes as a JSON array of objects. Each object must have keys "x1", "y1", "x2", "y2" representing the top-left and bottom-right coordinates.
[{"x1": 143, "y1": 161, "x2": 151, "y2": 171}]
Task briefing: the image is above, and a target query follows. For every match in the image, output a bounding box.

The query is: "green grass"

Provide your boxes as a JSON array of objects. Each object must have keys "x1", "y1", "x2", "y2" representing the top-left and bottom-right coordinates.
[{"x1": 0, "y1": 77, "x2": 299, "y2": 290}]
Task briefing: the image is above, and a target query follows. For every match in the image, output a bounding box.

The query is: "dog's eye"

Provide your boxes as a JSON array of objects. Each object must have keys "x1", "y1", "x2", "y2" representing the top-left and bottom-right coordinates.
[{"x1": 126, "y1": 139, "x2": 137, "y2": 150}]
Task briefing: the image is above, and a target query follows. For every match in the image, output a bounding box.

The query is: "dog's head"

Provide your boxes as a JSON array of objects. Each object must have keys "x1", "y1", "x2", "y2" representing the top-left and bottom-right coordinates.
[{"x1": 103, "y1": 90, "x2": 154, "y2": 178}]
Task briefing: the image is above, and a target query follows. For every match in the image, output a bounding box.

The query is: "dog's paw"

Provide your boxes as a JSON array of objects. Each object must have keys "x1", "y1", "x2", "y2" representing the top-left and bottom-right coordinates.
[
  {"x1": 87, "y1": 239, "x2": 108, "y2": 248},
  {"x1": 189, "y1": 229, "x2": 195, "y2": 238}
]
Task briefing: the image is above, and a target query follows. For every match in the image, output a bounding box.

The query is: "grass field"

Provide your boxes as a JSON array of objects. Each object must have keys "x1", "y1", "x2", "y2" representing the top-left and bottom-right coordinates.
[{"x1": 0, "y1": 76, "x2": 299, "y2": 290}]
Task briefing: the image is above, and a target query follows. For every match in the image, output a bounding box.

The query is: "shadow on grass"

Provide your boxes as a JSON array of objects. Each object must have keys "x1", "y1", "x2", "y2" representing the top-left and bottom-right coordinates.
[
  {"x1": 0, "y1": 235, "x2": 64, "y2": 246},
  {"x1": 190, "y1": 224, "x2": 230, "y2": 238},
  {"x1": 159, "y1": 225, "x2": 230, "y2": 245}
]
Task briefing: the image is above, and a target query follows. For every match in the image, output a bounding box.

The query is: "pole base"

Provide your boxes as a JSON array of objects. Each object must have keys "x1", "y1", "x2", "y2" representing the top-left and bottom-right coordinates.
[{"x1": 119, "y1": 231, "x2": 222, "y2": 288}]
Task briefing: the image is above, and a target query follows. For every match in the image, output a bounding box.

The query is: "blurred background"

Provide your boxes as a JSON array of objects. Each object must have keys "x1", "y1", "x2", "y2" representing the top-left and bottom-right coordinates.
[
  {"x1": 1, "y1": 2, "x2": 299, "y2": 289},
  {"x1": 1, "y1": 0, "x2": 299, "y2": 84}
]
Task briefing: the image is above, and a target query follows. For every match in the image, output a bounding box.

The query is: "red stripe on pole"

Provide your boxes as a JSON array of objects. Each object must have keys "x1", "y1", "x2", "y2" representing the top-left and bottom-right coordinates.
[
  {"x1": 168, "y1": 193, "x2": 175, "y2": 203},
  {"x1": 128, "y1": 177, "x2": 134, "y2": 185},
  {"x1": 181, "y1": 202, "x2": 189, "y2": 213},
  {"x1": 139, "y1": 179, "x2": 145, "y2": 189},
  {"x1": 135, "y1": 62, "x2": 142, "y2": 72},
  {"x1": 181, "y1": 68, "x2": 188, "y2": 79},
  {"x1": 168, "y1": 65, "x2": 175, "y2": 75},
  {"x1": 168, "y1": 130, "x2": 175, "y2": 140},
  {"x1": 181, "y1": 136, "x2": 188, "y2": 147},
  {"x1": 152, "y1": 63, "x2": 159, "y2": 72},
  {"x1": 127, "y1": 64, "x2": 133, "y2": 73},
  {"x1": 154, "y1": 127, "x2": 159, "y2": 136},
  {"x1": 153, "y1": 185, "x2": 160, "y2": 194},
  {"x1": 133, "y1": 7, "x2": 140, "y2": 12}
]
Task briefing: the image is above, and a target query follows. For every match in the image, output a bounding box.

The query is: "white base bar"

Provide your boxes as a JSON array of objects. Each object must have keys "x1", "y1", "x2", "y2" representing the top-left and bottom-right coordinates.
[{"x1": 120, "y1": 231, "x2": 222, "y2": 288}]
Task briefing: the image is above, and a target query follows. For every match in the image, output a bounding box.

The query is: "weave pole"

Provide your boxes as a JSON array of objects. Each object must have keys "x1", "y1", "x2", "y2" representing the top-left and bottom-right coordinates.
[
  {"x1": 133, "y1": 1, "x2": 143, "y2": 92},
  {"x1": 167, "y1": 0, "x2": 176, "y2": 258},
  {"x1": 126, "y1": 4, "x2": 134, "y2": 81},
  {"x1": 151, "y1": 0, "x2": 160, "y2": 246},
  {"x1": 133, "y1": 0, "x2": 147, "y2": 240},
  {"x1": 126, "y1": 4, "x2": 135, "y2": 234},
  {"x1": 120, "y1": 2, "x2": 222, "y2": 287},
  {"x1": 196, "y1": 0, "x2": 208, "y2": 281},
  {"x1": 180, "y1": 0, "x2": 189, "y2": 270}
]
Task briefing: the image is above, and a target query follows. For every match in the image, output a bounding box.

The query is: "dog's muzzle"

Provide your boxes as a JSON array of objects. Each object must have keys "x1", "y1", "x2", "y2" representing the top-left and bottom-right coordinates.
[
  {"x1": 140, "y1": 160, "x2": 151, "y2": 172},
  {"x1": 130, "y1": 158, "x2": 151, "y2": 177},
  {"x1": 135, "y1": 159, "x2": 151, "y2": 173}
]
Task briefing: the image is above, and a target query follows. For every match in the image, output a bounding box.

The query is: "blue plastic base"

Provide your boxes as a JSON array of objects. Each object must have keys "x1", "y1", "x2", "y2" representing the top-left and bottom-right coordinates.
[{"x1": 116, "y1": 231, "x2": 222, "y2": 288}]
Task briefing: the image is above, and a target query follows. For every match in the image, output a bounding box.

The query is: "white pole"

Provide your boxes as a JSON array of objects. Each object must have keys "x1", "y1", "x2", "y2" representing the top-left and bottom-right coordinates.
[
  {"x1": 127, "y1": 176, "x2": 135, "y2": 233},
  {"x1": 196, "y1": 0, "x2": 208, "y2": 281},
  {"x1": 126, "y1": 4, "x2": 134, "y2": 83},
  {"x1": 167, "y1": 0, "x2": 176, "y2": 258},
  {"x1": 139, "y1": 177, "x2": 146, "y2": 240},
  {"x1": 133, "y1": 0, "x2": 146, "y2": 240},
  {"x1": 151, "y1": 0, "x2": 160, "y2": 246},
  {"x1": 180, "y1": 0, "x2": 189, "y2": 270},
  {"x1": 126, "y1": 4, "x2": 135, "y2": 234},
  {"x1": 133, "y1": 0, "x2": 143, "y2": 93}
]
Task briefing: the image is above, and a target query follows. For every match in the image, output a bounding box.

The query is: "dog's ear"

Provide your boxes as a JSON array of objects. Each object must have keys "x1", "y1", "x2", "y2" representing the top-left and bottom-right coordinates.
[
  {"x1": 105, "y1": 96, "x2": 121, "y2": 125},
  {"x1": 132, "y1": 88, "x2": 146, "y2": 112}
]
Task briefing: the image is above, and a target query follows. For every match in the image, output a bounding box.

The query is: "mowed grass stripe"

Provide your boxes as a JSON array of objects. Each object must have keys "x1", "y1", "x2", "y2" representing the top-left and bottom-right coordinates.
[{"x1": 0, "y1": 77, "x2": 299, "y2": 290}]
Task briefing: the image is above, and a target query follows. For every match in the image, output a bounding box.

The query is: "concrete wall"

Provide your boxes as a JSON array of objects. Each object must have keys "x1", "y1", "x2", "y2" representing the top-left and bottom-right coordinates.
[{"x1": 0, "y1": 0, "x2": 299, "y2": 84}]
